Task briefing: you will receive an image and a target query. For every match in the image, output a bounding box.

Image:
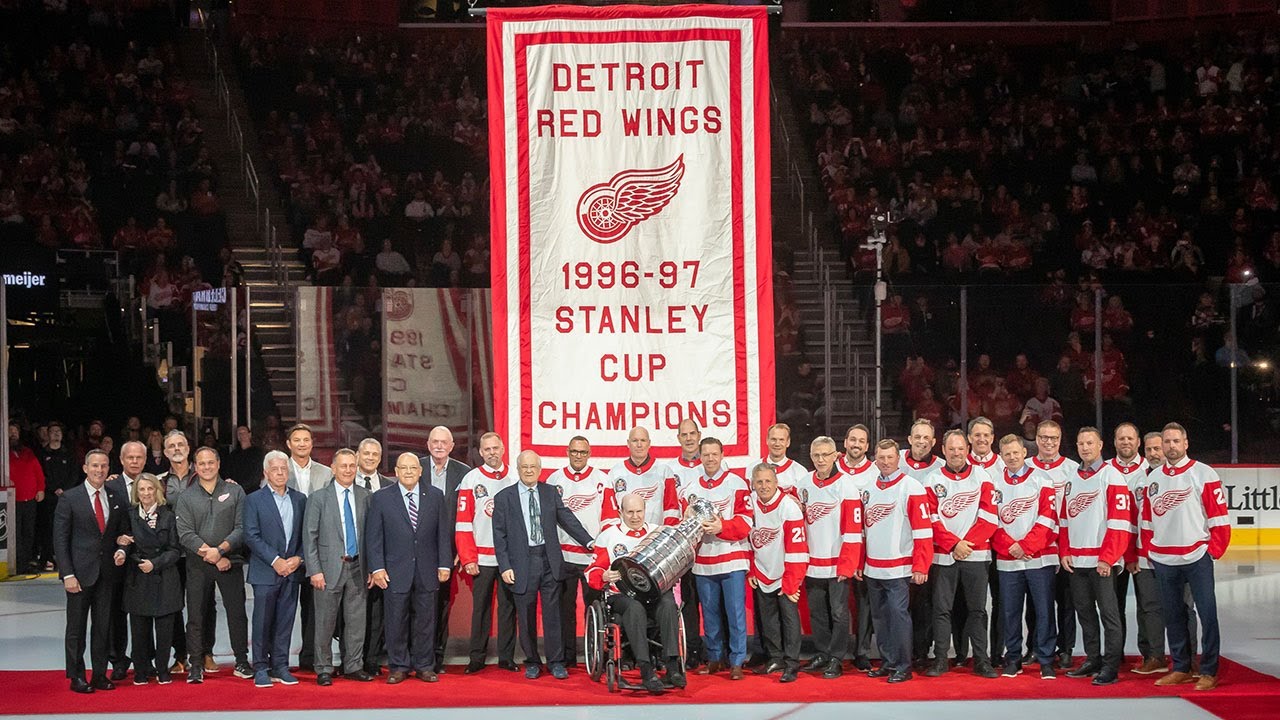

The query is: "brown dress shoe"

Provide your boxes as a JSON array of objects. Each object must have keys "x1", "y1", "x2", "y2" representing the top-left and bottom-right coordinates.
[
  {"x1": 169, "y1": 660, "x2": 187, "y2": 675},
  {"x1": 203, "y1": 656, "x2": 221, "y2": 673},
  {"x1": 699, "y1": 661, "x2": 725, "y2": 676},
  {"x1": 1133, "y1": 657, "x2": 1168, "y2": 675},
  {"x1": 1194, "y1": 674, "x2": 1218, "y2": 691},
  {"x1": 386, "y1": 670, "x2": 409, "y2": 684},
  {"x1": 1155, "y1": 671, "x2": 1195, "y2": 686},
  {"x1": 729, "y1": 666, "x2": 744, "y2": 680}
]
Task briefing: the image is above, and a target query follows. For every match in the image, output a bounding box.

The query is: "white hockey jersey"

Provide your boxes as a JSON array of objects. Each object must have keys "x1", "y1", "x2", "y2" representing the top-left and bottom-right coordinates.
[
  {"x1": 991, "y1": 464, "x2": 1059, "y2": 571},
  {"x1": 679, "y1": 468, "x2": 753, "y2": 576},
  {"x1": 1140, "y1": 457, "x2": 1231, "y2": 566},
  {"x1": 861, "y1": 471, "x2": 933, "y2": 580},
  {"x1": 605, "y1": 456, "x2": 680, "y2": 528},
  {"x1": 749, "y1": 490, "x2": 808, "y2": 595},
  {"x1": 455, "y1": 463, "x2": 518, "y2": 568},
  {"x1": 794, "y1": 469, "x2": 864, "y2": 579},
  {"x1": 546, "y1": 466, "x2": 609, "y2": 565}
]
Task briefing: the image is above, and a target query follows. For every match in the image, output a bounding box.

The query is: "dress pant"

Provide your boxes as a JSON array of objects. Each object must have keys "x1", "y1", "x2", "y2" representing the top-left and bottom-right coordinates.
[
  {"x1": 364, "y1": 586, "x2": 387, "y2": 670},
  {"x1": 513, "y1": 544, "x2": 563, "y2": 666},
  {"x1": 557, "y1": 562, "x2": 600, "y2": 665},
  {"x1": 109, "y1": 577, "x2": 130, "y2": 672},
  {"x1": 931, "y1": 561, "x2": 991, "y2": 664},
  {"x1": 383, "y1": 581, "x2": 438, "y2": 673},
  {"x1": 999, "y1": 566, "x2": 1056, "y2": 665},
  {"x1": 851, "y1": 577, "x2": 873, "y2": 661},
  {"x1": 175, "y1": 560, "x2": 215, "y2": 663},
  {"x1": 909, "y1": 577, "x2": 933, "y2": 661},
  {"x1": 1154, "y1": 554, "x2": 1220, "y2": 677},
  {"x1": 1068, "y1": 566, "x2": 1122, "y2": 673},
  {"x1": 185, "y1": 559, "x2": 249, "y2": 665},
  {"x1": 251, "y1": 580, "x2": 300, "y2": 673},
  {"x1": 130, "y1": 612, "x2": 175, "y2": 678},
  {"x1": 469, "y1": 564, "x2": 518, "y2": 665},
  {"x1": 679, "y1": 572, "x2": 706, "y2": 661},
  {"x1": 434, "y1": 572, "x2": 455, "y2": 668},
  {"x1": 695, "y1": 570, "x2": 748, "y2": 667},
  {"x1": 804, "y1": 576, "x2": 851, "y2": 660},
  {"x1": 298, "y1": 583, "x2": 315, "y2": 668},
  {"x1": 314, "y1": 560, "x2": 368, "y2": 674},
  {"x1": 755, "y1": 587, "x2": 801, "y2": 671},
  {"x1": 609, "y1": 591, "x2": 679, "y2": 664},
  {"x1": 1028, "y1": 569, "x2": 1076, "y2": 657},
  {"x1": 64, "y1": 577, "x2": 118, "y2": 680},
  {"x1": 987, "y1": 561, "x2": 1003, "y2": 659},
  {"x1": 1113, "y1": 567, "x2": 1131, "y2": 654},
  {"x1": 867, "y1": 576, "x2": 912, "y2": 673}
]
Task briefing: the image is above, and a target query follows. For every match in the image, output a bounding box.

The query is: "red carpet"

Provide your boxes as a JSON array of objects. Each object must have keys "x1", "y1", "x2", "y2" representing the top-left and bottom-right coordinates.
[{"x1": 6, "y1": 656, "x2": 1279, "y2": 714}]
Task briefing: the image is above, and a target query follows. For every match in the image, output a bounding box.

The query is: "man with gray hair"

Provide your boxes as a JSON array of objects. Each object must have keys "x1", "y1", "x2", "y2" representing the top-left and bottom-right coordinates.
[
  {"x1": 156, "y1": 430, "x2": 204, "y2": 676},
  {"x1": 355, "y1": 437, "x2": 392, "y2": 675},
  {"x1": 106, "y1": 440, "x2": 149, "y2": 679},
  {"x1": 304, "y1": 448, "x2": 375, "y2": 685}
]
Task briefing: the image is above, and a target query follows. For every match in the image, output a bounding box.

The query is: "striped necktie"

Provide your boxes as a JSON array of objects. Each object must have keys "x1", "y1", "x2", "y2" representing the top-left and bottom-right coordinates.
[{"x1": 407, "y1": 491, "x2": 418, "y2": 531}]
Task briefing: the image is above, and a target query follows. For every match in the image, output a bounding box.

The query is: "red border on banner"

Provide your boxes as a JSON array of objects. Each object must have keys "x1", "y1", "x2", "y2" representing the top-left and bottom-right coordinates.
[{"x1": 489, "y1": 6, "x2": 773, "y2": 460}]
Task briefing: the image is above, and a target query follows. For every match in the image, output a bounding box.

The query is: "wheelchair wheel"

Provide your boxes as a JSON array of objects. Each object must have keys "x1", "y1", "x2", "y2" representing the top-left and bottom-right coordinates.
[
  {"x1": 585, "y1": 600, "x2": 607, "y2": 682},
  {"x1": 676, "y1": 611, "x2": 687, "y2": 673},
  {"x1": 605, "y1": 660, "x2": 619, "y2": 693}
]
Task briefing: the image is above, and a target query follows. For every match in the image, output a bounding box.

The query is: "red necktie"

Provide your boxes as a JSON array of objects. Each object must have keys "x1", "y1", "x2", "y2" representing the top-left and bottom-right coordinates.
[{"x1": 93, "y1": 491, "x2": 106, "y2": 533}]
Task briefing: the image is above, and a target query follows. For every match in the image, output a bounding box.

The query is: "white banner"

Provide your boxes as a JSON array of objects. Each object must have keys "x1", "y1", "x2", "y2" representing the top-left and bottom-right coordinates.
[
  {"x1": 295, "y1": 287, "x2": 341, "y2": 445},
  {"x1": 382, "y1": 288, "x2": 471, "y2": 453},
  {"x1": 488, "y1": 4, "x2": 774, "y2": 464}
]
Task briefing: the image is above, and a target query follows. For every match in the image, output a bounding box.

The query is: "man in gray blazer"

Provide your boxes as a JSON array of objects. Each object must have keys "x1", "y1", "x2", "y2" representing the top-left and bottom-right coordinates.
[
  {"x1": 355, "y1": 438, "x2": 393, "y2": 674},
  {"x1": 303, "y1": 448, "x2": 375, "y2": 686},
  {"x1": 284, "y1": 423, "x2": 333, "y2": 670},
  {"x1": 420, "y1": 426, "x2": 472, "y2": 672}
]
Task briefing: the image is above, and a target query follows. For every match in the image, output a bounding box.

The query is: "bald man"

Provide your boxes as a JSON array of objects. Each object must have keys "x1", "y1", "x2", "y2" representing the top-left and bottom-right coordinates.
[{"x1": 366, "y1": 453, "x2": 452, "y2": 683}]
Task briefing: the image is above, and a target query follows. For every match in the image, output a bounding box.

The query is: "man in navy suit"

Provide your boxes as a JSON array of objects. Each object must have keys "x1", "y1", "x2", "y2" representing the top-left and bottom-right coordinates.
[
  {"x1": 243, "y1": 450, "x2": 306, "y2": 688},
  {"x1": 493, "y1": 450, "x2": 594, "y2": 680},
  {"x1": 53, "y1": 449, "x2": 130, "y2": 693},
  {"x1": 366, "y1": 453, "x2": 452, "y2": 684}
]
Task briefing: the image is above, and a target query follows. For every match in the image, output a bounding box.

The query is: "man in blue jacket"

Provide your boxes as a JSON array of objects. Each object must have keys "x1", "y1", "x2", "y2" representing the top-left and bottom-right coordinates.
[{"x1": 243, "y1": 450, "x2": 307, "y2": 688}]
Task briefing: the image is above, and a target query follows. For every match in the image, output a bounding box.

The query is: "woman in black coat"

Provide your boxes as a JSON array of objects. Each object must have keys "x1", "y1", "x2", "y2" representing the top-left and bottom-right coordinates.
[{"x1": 120, "y1": 473, "x2": 184, "y2": 685}]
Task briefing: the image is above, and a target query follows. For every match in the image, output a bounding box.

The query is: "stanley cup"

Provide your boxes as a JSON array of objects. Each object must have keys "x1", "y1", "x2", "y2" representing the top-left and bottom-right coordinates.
[{"x1": 613, "y1": 497, "x2": 718, "y2": 600}]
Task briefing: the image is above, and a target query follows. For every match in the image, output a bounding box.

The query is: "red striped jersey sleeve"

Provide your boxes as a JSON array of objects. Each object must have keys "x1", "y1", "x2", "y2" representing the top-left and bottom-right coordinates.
[
  {"x1": 962, "y1": 479, "x2": 999, "y2": 546},
  {"x1": 837, "y1": 489, "x2": 864, "y2": 578},
  {"x1": 1202, "y1": 473, "x2": 1232, "y2": 559},
  {"x1": 584, "y1": 543, "x2": 611, "y2": 591},
  {"x1": 1099, "y1": 478, "x2": 1134, "y2": 566},
  {"x1": 908, "y1": 488, "x2": 934, "y2": 575},
  {"x1": 455, "y1": 487, "x2": 478, "y2": 567},
  {"x1": 782, "y1": 508, "x2": 809, "y2": 597},
  {"x1": 718, "y1": 485, "x2": 753, "y2": 541}
]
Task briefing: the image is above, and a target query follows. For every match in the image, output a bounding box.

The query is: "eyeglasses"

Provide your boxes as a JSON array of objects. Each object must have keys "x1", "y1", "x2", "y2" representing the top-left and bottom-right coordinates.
[
  {"x1": 811, "y1": 451, "x2": 838, "y2": 459},
  {"x1": 1036, "y1": 435, "x2": 1061, "y2": 441},
  {"x1": 567, "y1": 449, "x2": 589, "y2": 456}
]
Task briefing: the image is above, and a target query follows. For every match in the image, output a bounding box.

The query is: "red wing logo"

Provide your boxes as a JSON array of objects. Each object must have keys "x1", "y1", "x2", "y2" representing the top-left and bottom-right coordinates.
[
  {"x1": 562, "y1": 494, "x2": 597, "y2": 513},
  {"x1": 749, "y1": 526, "x2": 781, "y2": 550},
  {"x1": 939, "y1": 488, "x2": 981, "y2": 519},
  {"x1": 1066, "y1": 489, "x2": 1101, "y2": 518},
  {"x1": 999, "y1": 495, "x2": 1037, "y2": 524},
  {"x1": 483, "y1": 498, "x2": 496, "y2": 518},
  {"x1": 576, "y1": 155, "x2": 685, "y2": 244},
  {"x1": 711, "y1": 496, "x2": 733, "y2": 516},
  {"x1": 628, "y1": 485, "x2": 659, "y2": 501},
  {"x1": 1152, "y1": 487, "x2": 1195, "y2": 516},
  {"x1": 384, "y1": 289, "x2": 413, "y2": 321},
  {"x1": 805, "y1": 501, "x2": 838, "y2": 525},
  {"x1": 864, "y1": 502, "x2": 897, "y2": 528}
]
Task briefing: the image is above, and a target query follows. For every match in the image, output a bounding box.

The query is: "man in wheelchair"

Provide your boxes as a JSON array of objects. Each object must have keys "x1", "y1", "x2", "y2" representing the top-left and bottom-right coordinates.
[{"x1": 585, "y1": 494, "x2": 685, "y2": 693}]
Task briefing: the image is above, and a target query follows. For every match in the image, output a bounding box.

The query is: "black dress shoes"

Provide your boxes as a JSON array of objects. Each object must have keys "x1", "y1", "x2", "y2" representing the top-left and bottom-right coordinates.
[
  {"x1": 822, "y1": 658, "x2": 844, "y2": 679},
  {"x1": 801, "y1": 654, "x2": 830, "y2": 673},
  {"x1": 867, "y1": 666, "x2": 892, "y2": 678},
  {"x1": 90, "y1": 676, "x2": 116, "y2": 691},
  {"x1": 1067, "y1": 661, "x2": 1102, "y2": 678},
  {"x1": 464, "y1": 661, "x2": 486, "y2": 674},
  {"x1": 346, "y1": 670, "x2": 375, "y2": 682},
  {"x1": 780, "y1": 668, "x2": 798, "y2": 683},
  {"x1": 316, "y1": 673, "x2": 334, "y2": 686},
  {"x1": 110, "y1": 667, "x2": 128, "y2": 682},
  {"x1": 887, "y1": 669, "x2": 914, "y2": 683},
  {"x1": 497, "y1": 660, "x2": 520, "y2": 672},
  {"x1": 69, "y1": 678, "x2": 94, "y2": 694}
]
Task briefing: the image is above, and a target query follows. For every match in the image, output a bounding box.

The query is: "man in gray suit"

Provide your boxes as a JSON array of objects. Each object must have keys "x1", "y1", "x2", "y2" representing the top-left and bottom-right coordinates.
[
  {"x1": 420, "y1": 426, "x2": 471, "y2": 672},
  {"x1": 303, "y1": 448, "x2": 376, "y2": 686},
  {"x1": 355, "y1": 438, "x2": 393, "y2": 675},
  {"x1": 285, "y1": 423, "x2": 333, "y2": 670}
]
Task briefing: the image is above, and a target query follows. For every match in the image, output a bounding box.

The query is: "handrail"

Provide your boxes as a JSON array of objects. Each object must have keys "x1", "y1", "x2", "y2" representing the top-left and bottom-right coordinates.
[{"x1": 199, "y1": 15, "x2": 285, "y2": 288}]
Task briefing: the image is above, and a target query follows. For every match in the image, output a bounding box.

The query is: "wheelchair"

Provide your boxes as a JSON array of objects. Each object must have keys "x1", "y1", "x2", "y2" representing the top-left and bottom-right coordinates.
[{"x1": 584, "y1": 589, "x2": 687, "y2": 693}]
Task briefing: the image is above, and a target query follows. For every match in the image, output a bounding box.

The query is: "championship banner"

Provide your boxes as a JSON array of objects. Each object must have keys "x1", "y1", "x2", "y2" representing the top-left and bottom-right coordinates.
[
  {"x1": 487, "y1": 4, "x2": 774, "y2": 463},
  {"x1": 382, "y1": 288, "x2": 472, "y2": 454},
  {"x1": 295, "y1": 287, "x2": 343, "y2": 446}
]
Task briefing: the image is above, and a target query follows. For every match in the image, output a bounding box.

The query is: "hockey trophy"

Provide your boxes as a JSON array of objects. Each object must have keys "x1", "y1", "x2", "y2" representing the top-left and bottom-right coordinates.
[{"x1": 612, "y1": 497, "x2": 718, "y2": 601}]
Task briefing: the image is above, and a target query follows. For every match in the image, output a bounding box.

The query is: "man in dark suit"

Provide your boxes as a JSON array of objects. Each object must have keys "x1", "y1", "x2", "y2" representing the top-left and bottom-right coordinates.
[
  {"x1": 304, "y1": 448, "x2": 376, "y2": 685},
  {"x1": 104, "y1": 440, "x2": 148, "y2": 680},
  {"x1": 493, "y1": 450, "x2": 594, "y2": 680},
  {"x1": 420, "y1": 425, "x2": 471, "y2": 672},
  {"x1": 285, "y1": 423, "x2": 333, "y2": 671},
  {"x1": 355, "y1": 438, "x2": 394, "y2": 675},
  {"x1": 366, "y1": 453, "x2": 452, "y2": 684},
  {"x1": 243, "y1": 450, "x2": 306, "y2": 687},
  {"x1": 53, "y1": 449, "x2": 130, "y2": 693}
]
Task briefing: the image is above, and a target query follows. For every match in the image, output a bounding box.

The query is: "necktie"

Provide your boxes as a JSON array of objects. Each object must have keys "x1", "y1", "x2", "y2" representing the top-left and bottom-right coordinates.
[
  {"x1": 93, "y1": 490, "x2": 106, "y2": 533},
  {"x1": 407, "y1": 491, "x2": 418, "y2": 531},
  {"x1": 528, "y1": 487, "x2": 542, "y2": 545},
  {"x1": 362, "y1": 475, "x2": 373, "y2": 490},
  {"x1": 343, "y1": 488, "x2": 358, "y2": 557}
]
